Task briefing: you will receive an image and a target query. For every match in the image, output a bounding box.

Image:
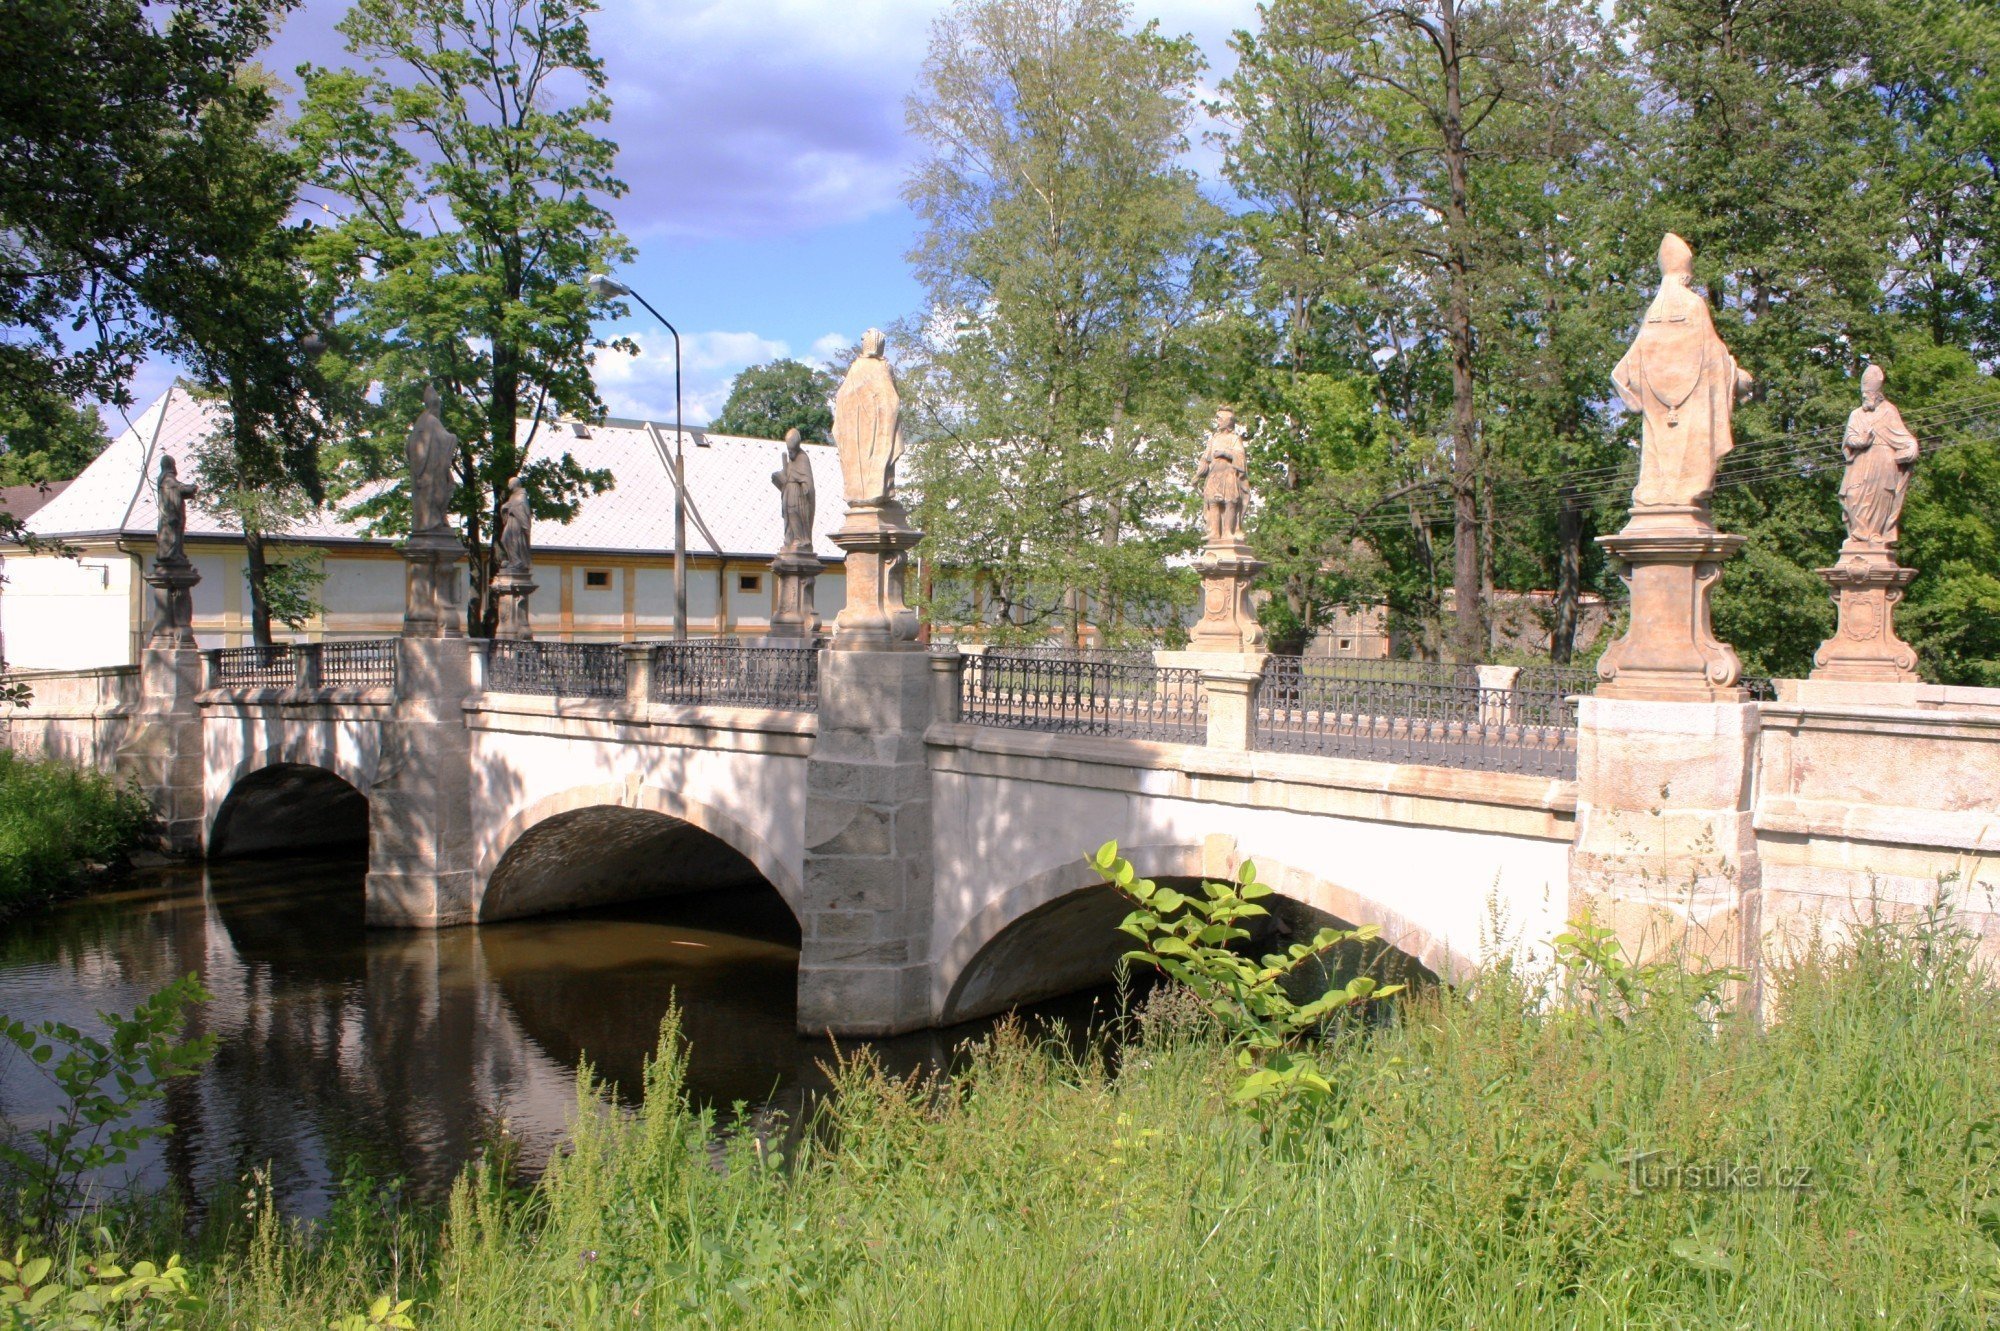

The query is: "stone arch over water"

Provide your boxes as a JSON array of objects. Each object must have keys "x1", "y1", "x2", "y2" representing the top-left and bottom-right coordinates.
[
  {"x1": 934, "y1": 843, "x2": 1461, "y2": 1024},
  {"x1": 208, "y1": 760, "x2": 370, "y2": 859},
  {"x1": 478, "y1": 782, "x2": 804, "y2": 923}
]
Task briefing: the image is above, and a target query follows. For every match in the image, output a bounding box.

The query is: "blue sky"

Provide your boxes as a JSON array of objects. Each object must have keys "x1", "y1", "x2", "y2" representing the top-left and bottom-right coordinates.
[{"x1": 115, "y1": 0, "x2": 1260, "y2": 432}]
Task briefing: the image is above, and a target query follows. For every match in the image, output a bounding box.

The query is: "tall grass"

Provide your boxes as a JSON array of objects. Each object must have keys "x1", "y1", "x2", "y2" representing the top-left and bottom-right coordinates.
[
  {"x1": 38, "y1": 896, "x2": 2000, "y2": 1329},
  {"x1": 0, "y1": 748, "x2": 149, "y2": 919}
]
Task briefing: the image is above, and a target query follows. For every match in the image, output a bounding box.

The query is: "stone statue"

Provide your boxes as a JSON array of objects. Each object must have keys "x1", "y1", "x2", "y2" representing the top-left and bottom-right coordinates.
[
  {"x1": 405, "y1": 384, "x2": 458, "y2": 535},
  {"x1": 1195, "y1": 407, "x2": 1248, "y2": 547},
  {"x1": 773, "y1": 428, "x2": 816, "y2": 552},
  {"x1": 1838, "y1": 364, "x2": 1919, "y2": 551},
  {"x1": 833, "y1": 328, "x2": 902, "y2": 506},
  {"x1": 498, "y1": 475, "x2": 532, "y2": 577},
  {"x1": 154, "y1": 456, "x2": 196, "y2": 566},
  {"x1": 1611, "y1": 234, "x2": 1755, "y2": 518}
]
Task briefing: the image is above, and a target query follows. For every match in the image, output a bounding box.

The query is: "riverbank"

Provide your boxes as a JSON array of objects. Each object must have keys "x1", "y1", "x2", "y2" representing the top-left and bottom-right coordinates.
[
  {"x1": 0, "y1": 747, "x2": 148, "y2": 920},
  {"x1": 22, "y1": 891, "x2": 1997, "y2": 1329}
]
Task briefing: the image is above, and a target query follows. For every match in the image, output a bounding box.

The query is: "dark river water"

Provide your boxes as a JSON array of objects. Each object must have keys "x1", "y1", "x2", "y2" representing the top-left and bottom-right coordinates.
[{"x1": 0, "y1": 856, "x2": 1123, "y2": 1217}]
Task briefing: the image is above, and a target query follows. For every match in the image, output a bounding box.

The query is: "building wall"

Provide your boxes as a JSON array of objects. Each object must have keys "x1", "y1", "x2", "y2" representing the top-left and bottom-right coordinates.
[{"x1": 0, "y1": 537, "x2": 849, "y2": 669}]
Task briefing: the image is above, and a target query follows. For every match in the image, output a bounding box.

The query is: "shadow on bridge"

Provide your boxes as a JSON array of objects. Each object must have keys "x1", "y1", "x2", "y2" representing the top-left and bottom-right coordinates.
[
  {"x1": 480, "y1": 804, "x2": 781, "y2": 922},
  {"x1": 209, "y1": 764, "x2": 369, "y2": 859}
]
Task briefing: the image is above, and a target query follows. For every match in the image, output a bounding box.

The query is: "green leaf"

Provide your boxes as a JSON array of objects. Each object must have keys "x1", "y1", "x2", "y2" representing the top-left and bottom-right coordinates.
[{"x1": 1237, "y1": 859, "x2": 1258, "y2": 885}]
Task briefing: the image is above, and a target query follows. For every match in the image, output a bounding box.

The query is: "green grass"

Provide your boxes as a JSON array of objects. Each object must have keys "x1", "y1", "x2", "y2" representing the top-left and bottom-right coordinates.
[
  {"x1": 24, "y1": 897, "x2": 2000, "y2": 1329},
  {"x1": 0, "y1": 747, "x2": 149, "y2": 920}
]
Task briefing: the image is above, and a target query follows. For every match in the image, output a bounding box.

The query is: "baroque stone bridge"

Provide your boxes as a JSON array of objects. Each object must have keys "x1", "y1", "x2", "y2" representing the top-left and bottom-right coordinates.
[{"x1": 8, "y1": 629, "x2": 1997, "y2": 1034}]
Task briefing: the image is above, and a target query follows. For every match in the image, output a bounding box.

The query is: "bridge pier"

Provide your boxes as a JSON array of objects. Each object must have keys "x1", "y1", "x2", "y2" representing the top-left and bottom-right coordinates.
[
  {"x1": 364, "y1": 637, "x2": 478, "y2": 927},
  {"x1": 797, "y1": 648, "x2": 938, "y2": 1036},
  {"x1": 115, "y1": 645, "x2": 206, "y2": 854},
  {"x1": 1570, "y1": 699, "x2": 1762, "y2": 974}
]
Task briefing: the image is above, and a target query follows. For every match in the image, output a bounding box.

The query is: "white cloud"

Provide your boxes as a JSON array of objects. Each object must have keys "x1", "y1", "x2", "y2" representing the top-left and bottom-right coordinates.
[
  {"x1": 809, "y1": 331, "x2": 854, "y2": 366},
  {"x1": 593, "y1": 327, "x2": 792, "y2": 424}
]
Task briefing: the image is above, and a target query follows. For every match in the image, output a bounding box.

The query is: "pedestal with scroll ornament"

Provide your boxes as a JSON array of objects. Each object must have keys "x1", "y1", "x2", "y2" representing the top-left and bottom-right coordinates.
[
  {"x1": 1594, "y1": 515, "x2": 1748, "y2": 703},
  {"x1": 145, "y1": 561, "x2": 201, "y2": 650},
  {"x1": 767, "y1": 548, "x2": 823, "y2": 643},
  {"x1": 828, "y1": 501, "x2": 922, "y2": 653},
  {"x1": 1187, "y1": 541, "x2": 1266, "y2": 655},
  {"x1": 491, "y1": 571, "x2": 536, "y2": 641},
  {"x1": 1811, "y1": 551, "x2": 1918, "y2": 682}
]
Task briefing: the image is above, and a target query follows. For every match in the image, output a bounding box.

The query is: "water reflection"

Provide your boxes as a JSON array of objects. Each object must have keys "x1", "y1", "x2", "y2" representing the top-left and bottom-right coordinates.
[{"x1": 0, "y1": 856, "x2": 1122, "y2": 1217}]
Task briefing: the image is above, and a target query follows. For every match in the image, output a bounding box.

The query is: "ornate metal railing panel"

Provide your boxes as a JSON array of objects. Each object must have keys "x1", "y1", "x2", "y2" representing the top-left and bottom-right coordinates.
[
  {"x1": 1000, "y1": 643, "x2": 1159, "y2": 666},
  {"x1": 211, "y1": 645, "x2": 298, "y2": 688},
  {"x1": 317, "y1": 639, "x2": 398, "y2": 688},
  {"x1": 485, "y1": 640, "x2": 627, "y2": 698},
  {"x1": 1257, "y1": 655, "x2": 1577, "y2": 777},
  {"x1": 961, "y1": 651, "x2": 1206, "y2": 743},
  {"x1": 650, "y1": 641, "x2": 819, "y2": 711}
]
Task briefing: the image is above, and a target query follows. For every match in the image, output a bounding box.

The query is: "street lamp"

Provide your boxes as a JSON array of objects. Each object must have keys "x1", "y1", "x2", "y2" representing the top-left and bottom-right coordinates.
[{"x1": 588, "y1": 272, "x2": 687, "y2": 642}]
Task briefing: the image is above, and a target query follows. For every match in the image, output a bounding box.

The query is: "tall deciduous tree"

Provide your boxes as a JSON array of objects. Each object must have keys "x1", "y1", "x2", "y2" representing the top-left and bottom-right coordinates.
[
  {"x1": 710, "y1": 359, "x2": 838, "y2": 441},
  {"x1": 903, "y1": 0, "x2": 1223, "y2": 644},
  {"x1": 296, "y1": 0, "x2": 630, "y2": 636}
]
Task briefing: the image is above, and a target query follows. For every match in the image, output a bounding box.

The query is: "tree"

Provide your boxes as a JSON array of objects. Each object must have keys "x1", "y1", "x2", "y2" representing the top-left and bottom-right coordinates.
[
  {"x1": 0, "y1": 0, "x2": 297, "y2": 416},
  {"x1": 903, "y1": 0, "x2": 1223, "y2": 644},
  {"x1": 710, "y1": 359, "x2": 838, "y2": 441},
  {"x1": 0, "y1": 402, "x2": 108, "y2": 488},
  {"x1": 296, "y1": 0, "x2": 631, "y2": 636}
]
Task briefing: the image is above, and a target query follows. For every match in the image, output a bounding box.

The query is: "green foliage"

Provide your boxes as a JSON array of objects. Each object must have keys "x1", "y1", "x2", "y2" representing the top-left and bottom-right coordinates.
[
  {"x1": 0, "y1": 751, "x2": 149, "y2": 919},
  {"x1": 0, "y1": 1237, "x2": 201, "y2": 1329},
  {"x1": 328, "y1": 1295, "x2": 414, "y2": 1331},
  {"x1": 296, "y1": 0, "x2": 630, "y2": 636},
  {"x1": 1088, "y1": 839, "x2": 1401, "y2": 1128},
  {"x1": 0, "y1": 0, "x2": 297, "y2": 415},
  {"x1": 0, "y1": 402, "x2": 108, "y2": 489},
  {"x1": 0, "y1": 976, "x2": 216, "y2": 1235},
  {"x1": 710, "y1": 360, "x2": 838, "y2": 443},
  {"x1": 903, "y1": 0, "x2": 1223, "y2": 643}
]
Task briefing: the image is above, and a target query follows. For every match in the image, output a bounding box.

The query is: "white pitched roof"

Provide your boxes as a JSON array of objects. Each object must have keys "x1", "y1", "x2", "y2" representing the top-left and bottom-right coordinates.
[{"x1": 25, "y1": 384, "x2": 848, "y2": 561}]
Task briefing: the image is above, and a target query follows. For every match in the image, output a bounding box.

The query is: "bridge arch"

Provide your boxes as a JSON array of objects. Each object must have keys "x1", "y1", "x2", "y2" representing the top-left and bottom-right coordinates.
[
  {"x1": 478, "y1": 781, "x2": 803, "y2": 923},
  {"x1": 209, "y1": 744, "x2": 374, "y2": 859},
  {"x1": 934, "y1": 843, "x2": 1471, "y2": 1024}
]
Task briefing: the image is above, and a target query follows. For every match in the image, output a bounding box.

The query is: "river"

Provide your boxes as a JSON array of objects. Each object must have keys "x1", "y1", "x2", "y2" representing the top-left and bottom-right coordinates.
[{"x1": 0, "y1": 855, "x2": 1124, "y2": 1217}]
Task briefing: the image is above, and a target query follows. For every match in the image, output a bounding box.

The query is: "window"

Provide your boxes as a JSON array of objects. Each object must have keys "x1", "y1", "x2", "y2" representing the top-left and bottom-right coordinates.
[
  {"x1": 1339, "y1": 638, "x2": 1352, "y2": 650},
  {"x1": 583, "y1": 569, "x2": 611, "y2": 590},
  {"x1": 738, "y1": 573, "x2": 763, "y2": 593}
]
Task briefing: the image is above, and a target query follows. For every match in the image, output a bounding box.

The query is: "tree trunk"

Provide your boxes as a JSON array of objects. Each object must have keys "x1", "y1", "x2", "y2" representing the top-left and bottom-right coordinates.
[
  {"x1": 1440, "y1": 4, "x2": 1484, "y2": 665},
  {"x1": 244, "y1": 525, "x2": 275, "y2": 650},
  {"x1": 1553, "y1": 484, "x2": 1582, "y2": 664}
]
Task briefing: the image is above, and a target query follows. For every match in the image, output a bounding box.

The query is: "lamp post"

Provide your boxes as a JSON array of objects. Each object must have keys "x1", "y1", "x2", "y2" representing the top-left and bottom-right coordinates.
[{"x1": 588, "y1": 273, "x2": 687, "y2": 642}]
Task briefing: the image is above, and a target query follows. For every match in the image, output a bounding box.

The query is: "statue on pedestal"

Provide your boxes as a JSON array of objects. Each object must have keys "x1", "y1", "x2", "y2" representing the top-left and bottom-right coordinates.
[
  {"x1": 829, "y1": 328, "x2": 922, "y2": 650},
  {"x1": 155, "y1": 457, "x2": 197, "y2": 566},
  {"x1": 1812, "y1": 363, "x2": 1921, "y2": 682},
  {"x1": 1838, "y1": 364, "x2": 1919, "y2": 552},
  {"x1": 406, "y1": 385, "x2": 458, "y2": 536},
  {"x1": 1594, "y1": 234, "x2": 1751, "y2": 700},
  {"x1": 1611, "y1": 233, "x2": 1754, "y2": 523},
  {"x1": 773, "y1": 428, "x2": 816, "y2": 552},
  {"x1": 833, "y1": 329, "x2": 902, "y2": 507},
  {"x1": 1196, "y1": 408, "x2": 1248, "y2": 548}
]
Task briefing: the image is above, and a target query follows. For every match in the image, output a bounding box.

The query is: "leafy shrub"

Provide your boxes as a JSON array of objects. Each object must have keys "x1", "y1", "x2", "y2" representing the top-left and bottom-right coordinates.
[
  {"x1": 0, "y1": 751, "x2": 149, "y2": 918},
  {"x1": 0, "y1": 1236, "x2": 200, "y2": 1329}
]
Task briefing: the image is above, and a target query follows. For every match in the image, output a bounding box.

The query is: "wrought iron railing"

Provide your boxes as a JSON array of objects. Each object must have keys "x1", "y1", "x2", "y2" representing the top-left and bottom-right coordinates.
[
  {"x1": 961, "y1": 651, "x2": 1206, "y2": 742},
  {"x1": 485, "y1": 640, "x2": 627, "y2": 698},
  {"x1": 651, "y1": 641, "x2": 819, "y2": 710},
  {"x1": 211, "y1": 644, "x2": 298, "y2": 688},
  {"x1": 1257, "y1": 655, "x2": 1577, "y2": 777},
  {"x1": 316, "y1": 639, "x2": 398, "y2": 688}
]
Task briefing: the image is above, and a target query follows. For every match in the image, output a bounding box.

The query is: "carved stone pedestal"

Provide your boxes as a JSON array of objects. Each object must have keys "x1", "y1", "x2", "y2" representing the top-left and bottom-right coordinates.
[
  {"x1": 146, "y1": 561, "x2": 201, "y2": 649},
  {"x1": 830, "y1": 501, "x2": 922, "y2": 652},
  {"x1": 1811, "y1": 552, "x2": 1918, "y2": 682},
  {"x1": 400, "y1": 530, "x2": 465, "y2": 639},
  {"x1": 768, "y1": 548, "x2": 823, "y2": 643},
  {"x1": 1188, "y1": 541, "x2": 1266, "y2": 654},
  {"x1": 1595, "y1": 518, "x2": 1747, "y2": 702},
  {"x1": 491, "y1": 571, "x2": 536, "y2": 641}
]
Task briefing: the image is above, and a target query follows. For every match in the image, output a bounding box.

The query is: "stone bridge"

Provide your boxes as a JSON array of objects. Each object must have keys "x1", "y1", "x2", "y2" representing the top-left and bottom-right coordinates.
[{"x1": 8, "y1": 632, "x2": 1998, "y2": 1034}]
